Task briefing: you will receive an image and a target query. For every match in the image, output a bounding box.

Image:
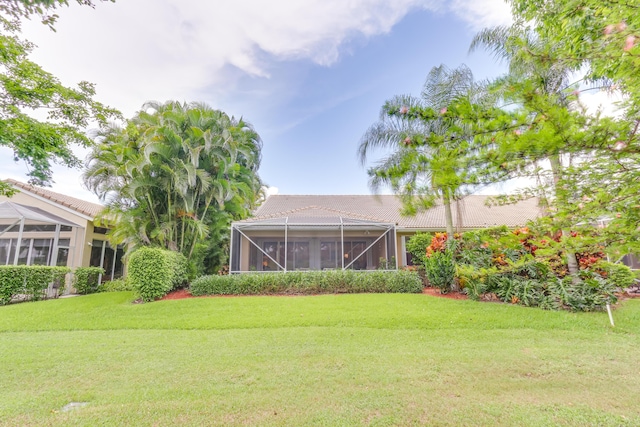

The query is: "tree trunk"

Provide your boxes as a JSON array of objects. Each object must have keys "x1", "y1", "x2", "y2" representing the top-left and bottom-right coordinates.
[
  {"x1": 442, "y1": 189, "x2": 455, "y2": 239},
  {"x1": 549, "y1": 154, "x2": 580, "y2": 279},
  {"x1": 441, "y1": 189, "x2": 460, "y2": 292}
]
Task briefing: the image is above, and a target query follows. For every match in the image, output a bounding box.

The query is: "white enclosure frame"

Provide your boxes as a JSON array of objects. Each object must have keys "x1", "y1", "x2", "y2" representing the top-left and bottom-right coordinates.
[
  {"x1": 230, "y1": 216, "x2": 398, "y2": 273},
  {"x1": 0, "y1": 201, "x2": 81, "y2": 267}
]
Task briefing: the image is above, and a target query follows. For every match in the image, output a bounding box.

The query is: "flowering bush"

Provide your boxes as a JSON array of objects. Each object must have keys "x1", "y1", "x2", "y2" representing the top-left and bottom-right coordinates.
[{"x1": 403, "y1": 223, "x2": 630, "y2": 311}]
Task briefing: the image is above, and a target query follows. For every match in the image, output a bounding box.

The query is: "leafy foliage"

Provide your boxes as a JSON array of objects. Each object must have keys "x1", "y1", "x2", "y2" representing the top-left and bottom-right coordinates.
[
  {"x1": 84, "y1": 101, "x2": 263, "y2": 274},
  {"x1": 423, "y1": 249, "x2": 456, "y2": 293},
  {"x1": 404, "y1": 232, "x2": 433, "y2": 266},
  {"x1": 0, "y1": 265, "x2": 69, "y2": 304},
  {"x1": 128, "y1": 247, "x2": 188, "y2": 302},
  {"x1": 190, "y1": 270, "x2": 422, "y2": 296},
  {"x1": 358, "y1": 65, "x2": 488, "y2": 237},
  {"x1": 595, "y1": 260, "x2": 636, "y2": 288},
  {"x1": 462, "y1": 2, "x2": 640, "y2": 271},
  {"x1": 0, "y1": 7, "x2": 120, "y2": 192},
  {"x1": 73, "y1": 266, "x2": 104, "y2": 295},
  {"x1": 407, "y1": 223, "x2": 623, "y2": 312},
  {"x1": 99, "y1": 277, "x2": 133, "y2": 292},
  {"x1": 0, "y1": 1, "x2": 112, "y2": 29}
]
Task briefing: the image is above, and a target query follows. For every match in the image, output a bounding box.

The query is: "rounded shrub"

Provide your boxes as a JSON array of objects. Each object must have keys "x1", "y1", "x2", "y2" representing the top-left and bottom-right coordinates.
[
  {"x1": 128, "y1": 247, "x2": 188, "y2": 302},
  {"x1": 73, "y1": 267, "x2": 104, "y2": 294}
]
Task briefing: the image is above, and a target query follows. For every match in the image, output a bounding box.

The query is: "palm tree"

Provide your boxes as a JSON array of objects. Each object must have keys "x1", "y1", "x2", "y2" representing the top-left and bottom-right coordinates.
[
  {"x1": 359, "y1": 64, "x2": 483, "y2": 238},
  {"x1": 83, "y1": 101, "x2": 263, "y2": 273}
]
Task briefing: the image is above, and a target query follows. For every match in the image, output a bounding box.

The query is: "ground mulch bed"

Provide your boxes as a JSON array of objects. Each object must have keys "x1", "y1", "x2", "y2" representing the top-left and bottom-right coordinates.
[
  {"x1": 161, "y1": 287, "x2": 468, "y2": 300},
  {"x1": 422, "y1": 287, "x2": 468, "y2": 300},
  {"x1": 161, "y1": 289, "x2": 193, "y2": 300},
  {"x1": 160, "y1": 288, "x2": 638, "y2": 302}
]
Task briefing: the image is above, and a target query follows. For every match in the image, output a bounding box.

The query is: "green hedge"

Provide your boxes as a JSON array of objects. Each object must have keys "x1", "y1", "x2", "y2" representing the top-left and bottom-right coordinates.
[
  {"x1": 73, "y1": 267, "x2": 104, "y2": 295},
  {"x1": 100, "y1": 278, "x2": 133, "y2": 292},
  {"x1": 0, "y1": 265, "x2": 70, "y2": 305},
  {"x1": 190, "y1": 270, "x2": 423, "y2": 296},
  {"x1": 128, "y1": 247, "x2": 188, "y2": 302}
]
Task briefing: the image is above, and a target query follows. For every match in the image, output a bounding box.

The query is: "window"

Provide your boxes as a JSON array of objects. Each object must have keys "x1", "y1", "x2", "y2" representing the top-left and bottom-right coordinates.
[
  {"x1": 343, "y1": 241, "x2": 367, "y2": 270},
  {"x1": 89, "y1": 239, "x2": 124, "y2": 282},
  {"x1": 287, "y1": 242, "x2": 310, "y2": 270},
  {"x1": 245, "y1": 235, "x2": 386, "y2": 271},
  {"x1": 320, "y1": 241, "x2": 338, "y2": 269},
  {"x1": 0, "y1": 239, "x2": 10, "y2": 265},
  {"x1": 0, "y1": 237, "x2": 70, "y2": 266},
  {"x1": 30, "y1": 239, "x2": 51, "y2": 265},
  {"x1": 56, "y1": 239, "x2": 70, "y2": 267},
  {"x1": 0, "y1": 224, "x2": 72, "y2": 232},
  {"x1": 16, "y1": 239, "x2": 30, "y2": 265},
  {"x1": 261, "y1": 241, "x2": 285, "y2": 271}
]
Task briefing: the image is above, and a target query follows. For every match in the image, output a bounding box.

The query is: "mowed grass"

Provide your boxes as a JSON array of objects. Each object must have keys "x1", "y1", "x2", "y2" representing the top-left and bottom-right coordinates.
[{"x1": 1, "y1": 293, "x2": 639, "y2": 426}]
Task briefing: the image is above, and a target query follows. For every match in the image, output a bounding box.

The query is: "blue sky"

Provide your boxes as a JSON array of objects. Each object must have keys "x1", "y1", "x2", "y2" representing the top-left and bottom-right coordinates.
[
  {"x1": 224, "y1": 9, "x2": 509, "y2": 195},
  {"x1": 1, "y1": 0, "x2": 516, "y2": 202}
]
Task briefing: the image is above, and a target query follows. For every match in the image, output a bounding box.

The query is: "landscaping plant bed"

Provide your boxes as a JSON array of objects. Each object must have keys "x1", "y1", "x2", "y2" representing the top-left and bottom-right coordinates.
[{"x1": 162, "y1": 286, "x2": 468, "y2": 301}]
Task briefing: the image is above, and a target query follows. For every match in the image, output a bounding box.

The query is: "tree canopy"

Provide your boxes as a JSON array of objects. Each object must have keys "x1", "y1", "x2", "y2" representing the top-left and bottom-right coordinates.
[
  {"x1": 83, "y1": 101, "x2": 263, "y2": 275},
  {"x1": 0, "y1": 0, "x2": 119, "y2": 195},
  {"x1": 358, "y1": 64, "x2": 486, "y2": 238},
  {"x1": 360, "y1": 0, "x2": 640, "y2": 277}
]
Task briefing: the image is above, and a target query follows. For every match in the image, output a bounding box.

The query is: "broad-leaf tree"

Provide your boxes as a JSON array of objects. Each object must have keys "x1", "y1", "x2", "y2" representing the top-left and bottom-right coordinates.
[{"x1": 0, "y1": 0, "x2": 119, "y2": 195}]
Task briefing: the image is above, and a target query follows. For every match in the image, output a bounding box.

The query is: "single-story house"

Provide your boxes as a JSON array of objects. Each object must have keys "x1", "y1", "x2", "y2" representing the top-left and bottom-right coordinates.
[
  {"x1": 0, "y1": 179, "x2": 123, "y2": 282},
  {"x1": 230, "y1": 195, "x2": 543, "y2": 272}
]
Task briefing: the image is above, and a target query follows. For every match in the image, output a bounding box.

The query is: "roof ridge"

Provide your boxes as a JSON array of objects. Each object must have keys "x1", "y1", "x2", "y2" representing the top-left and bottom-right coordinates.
[{"x1": 253, "y1": 205, "x2": 389, "y2": 222}]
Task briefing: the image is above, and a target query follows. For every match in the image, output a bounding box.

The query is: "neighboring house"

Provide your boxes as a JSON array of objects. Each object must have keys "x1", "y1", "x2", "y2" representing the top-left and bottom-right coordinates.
[
  {"x1": 230, "y1": 195, "x2": 543, "y2": 273},
  {"x1": 0, "y1": 179, "x2": 123, "y2": 282}
]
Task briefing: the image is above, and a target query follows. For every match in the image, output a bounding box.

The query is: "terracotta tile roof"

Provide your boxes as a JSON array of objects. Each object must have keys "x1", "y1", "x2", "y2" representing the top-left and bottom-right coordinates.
[
  {"x1": 244, "y1": 194, "x2": 543, "y2": 229},
  {"x1": 5, "y1": 179, "x2": 104, "y2": 218}
]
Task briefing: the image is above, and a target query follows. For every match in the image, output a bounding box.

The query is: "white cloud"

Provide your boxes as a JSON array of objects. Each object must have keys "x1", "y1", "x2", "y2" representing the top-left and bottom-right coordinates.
[
  {"x1": 5, "y1": 0, "x2": 515, "y2": 197},
  {"x1": 18, "y1": 0, "x2": 510, "y2": 117},
  {"x1": 450, "y1": 0, "x2": 512, "y2": 30},
  {"x1": 265, "y1": 186, "x2": 279, "y2": 196},
  {"x1": 20, "y1": 0, "x2": 438, "y2": 116}
]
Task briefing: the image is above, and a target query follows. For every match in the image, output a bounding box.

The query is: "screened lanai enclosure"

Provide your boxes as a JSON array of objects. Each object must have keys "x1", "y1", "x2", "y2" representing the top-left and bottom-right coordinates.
[
  {"x1": 230, "y1": 216, "x2": 397, "y2": 273},
  {"x1": 0, "y1": 201, "x2": 80, "y2": 267}
]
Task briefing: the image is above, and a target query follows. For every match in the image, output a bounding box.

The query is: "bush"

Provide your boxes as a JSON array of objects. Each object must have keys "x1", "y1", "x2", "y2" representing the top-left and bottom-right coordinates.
[
  {"x1": 128, "y1": 247, "x2": 188, "y2": 302},
  {"x1": 405, "y1": 232, "x2": 433, "y2": 266},
  {"x1": 100, "y1": 278, "x2": 133, "y2": 292},
  {"x1": 424, "y1": 249, "x2": 456, "y2": 293},
  {"x1": 594, "y1": 260, "x2": 635, "y2": 288},
  {"x1": 73, "y1": 267, "x2": 104, "y2": 295},
  {"x1": 0, "y1": 265, "x2": 70, "y2": 304},
  {"x1": 190, "y1": 270, "x2": 422, "y2": 296},
  {"x1": 456, "y1": 265, "x2": 495, "y2": 301},
  {"x1": 564, "y1": 271, "x2": 618, "y2": 311}
]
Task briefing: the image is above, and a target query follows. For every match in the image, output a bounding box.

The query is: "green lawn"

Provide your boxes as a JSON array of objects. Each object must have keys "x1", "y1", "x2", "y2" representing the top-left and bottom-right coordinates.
[{"x1": 1, "y1": 293, "x2": 639, "y2": 426}]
